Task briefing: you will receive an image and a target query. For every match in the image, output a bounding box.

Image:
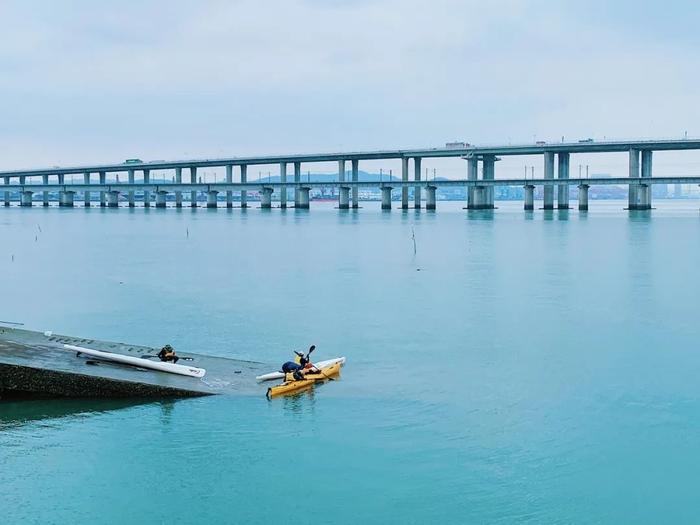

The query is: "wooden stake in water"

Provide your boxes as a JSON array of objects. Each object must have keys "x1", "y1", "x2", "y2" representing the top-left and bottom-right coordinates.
[{"x1": 411, "y1": 228, "x2": 417, "y2": 255}]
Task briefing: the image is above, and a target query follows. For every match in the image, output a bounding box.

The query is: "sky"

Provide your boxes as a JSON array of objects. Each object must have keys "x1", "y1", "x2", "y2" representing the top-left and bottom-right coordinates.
[{"x1": 1, "y1": 0, "x2": 699, "y2": 178}]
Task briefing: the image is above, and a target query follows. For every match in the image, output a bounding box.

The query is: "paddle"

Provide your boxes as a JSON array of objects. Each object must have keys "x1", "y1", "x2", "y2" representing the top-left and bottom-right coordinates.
[{"x1": 305, "y1": 345, "x2": 334, "y2": 382}]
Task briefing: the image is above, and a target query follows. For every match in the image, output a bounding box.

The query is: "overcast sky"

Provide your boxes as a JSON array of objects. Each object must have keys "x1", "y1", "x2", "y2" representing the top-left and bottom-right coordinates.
[{"x1": 1, "y1": 0, "x2": 699, "y2": 177}]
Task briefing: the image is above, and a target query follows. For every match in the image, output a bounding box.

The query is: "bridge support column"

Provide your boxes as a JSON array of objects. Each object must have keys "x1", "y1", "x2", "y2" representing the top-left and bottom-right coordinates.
[
  {"x1": 543, "y1": 152, "x2": 555, "y2": 209},
  {"x1": 337, "y1": 160, "x2": 345, "y2": 209},
  {"x1": 261, "y1": 187, "x2": 273, "y2": 209},
  {"x1": 108, "y1": 191, "x2": 120, "y2": 208},
  {"x1": 83, "y1": 172, "x2": 91, "y2": 207},
  {"x1": 297, "y1": 187, "x2": 310, "y2": 209},
  {"x1": 401, "y1": 157, "x2": 409, "y2": 209},
  {"x1": 524, "y1": 184, "x2": 534, "y2": 211},
  {"x1": 426, "y1": 185, "x2": 436, "y2": 210},
  {"x1": 578, "y1": 184, "x2": 589, "y2": 211},
  {"x1": 482, "y1": 155, "x2": 496, "y2": 209},
  {"x1": 466, "y1": 157, "x2": 478, "y2": 208},
  {"x1": 339, "y1": 186, "x2": 350, "y2": 209},
  {"x1": 4, "y1": 177, "x2": 9, "y2": 206},
  {"x1": 143, "y1": 169, "x2": 151, "y2": 208},
  {"x1": 280, "y1": 162, "x2": 288, "y2": 209},
  {"x1": 381, "y1": 187, "x2": 393, "y2": 210},
  {"x1": 42, "y1": 175, "x2": 49, "y2": 206},
  {"x1": 20, "y1": 191, "x2": 33, "y2": 207},
  {"x1": 294, "y1": 162, "x2": 301, "y2": 207},
  {"x1": 351, "y1": 159, "x2": 359, "y2": 208},
  {"x1": 557, "y1": 152, "x2": 570, "y2": 209},
  {"x1": 207, "y1": 190, "x2": 219, "y2": 208},
  {"x1": 59, "y1": 190, "x2": 75, "y2": 208},
  {"x1": 628, "y1": 148, "x2": 640, "y2": 210},
  {"x1": 128, "y1": 169, "x2": 135, "y2": 207},
  {"x1": 99, "y1": 171, "x2": 106, "y2": 207},
  {"x1": 226, "y1": 165, "x2": 233, "y2": 208},
  {"x1": 640, "y1": 150, "x2": 653, "y2": 210},
  {"x1": 414, "y1": 157, "x2": 422, "y2": 209},
  {"x1": 240, "y1": 165, "x2": 248, "y2": 208},
  {"x1": 472, "y1": 186, "x2": 487, "y2": 209},
  {"x1": 175, "y1": 167, "x2": 183, "y2": 208},
  {"x1": 190, "y1": 166, "x2": 198, "y2": 207},
  {"x1": 156, "y1": 191, "x2": 167, "y2": 208}
]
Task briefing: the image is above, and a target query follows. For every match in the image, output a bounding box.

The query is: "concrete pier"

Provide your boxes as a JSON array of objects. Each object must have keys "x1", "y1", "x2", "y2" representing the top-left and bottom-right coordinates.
[
  {"x1": 414, "y1": 157, "x2": 422, "y2": 209},
  {"x1": 578, "y1": 184, "x2": 589, "y2": 211},
  {"x1": 156, "y1": 191, "x2": 167, "y2": 208},
  {"x1": 143, "y1": 169, "x2": 151, "y2": 208},
  {"x1": 339, "y1": 186, "x2": 350, "y2": 209},
  {"x1": 207, "y1": 190, "x2": 219, "y2": 208},
  {"x1": 240, "y1": 165, "x2": 248, "y2": 208},
  {"x1": 466, "y1": 157, "x2": 478, "y2": 209},
  {"x1": 43, "y1": 175, "x2": 49, "y2": 206},
  {"x1": 381, "y1": 186, "x2": 393, "y2": 210},
  {"x1": 59, "y1": 190, "x2": 75, "y2": 207},
  {"x1": 482, "y1": 155, "x2": 496, "y2": 209},
  {"x1": 294, "y1": 162, "x2": 301, "y2": 208},
  {"x1": 639, "y1": 150, "x2": 653, "y2": 210},
  {"x1": 261, "y1": 187, "x2": 273, "y2": 209},
  {"x1": 628, "y1": 148, "x2": 640, "y2": 209},
  {"x1": 280, "y1": 162, "x2": 288, "y2": 209},
  {"x1": 426, "y1": 185, "x2": 436, "y2": 210},
  {"x1": 557, "y1": 152, "x2": 570, "y2": 209},
  {"x1": 401, "y1": 157, "x2": 409, "y2": 209},
  {"x1": 297, "y1": 186, "x2": 310, "y2": 209},
  {"x1": 338, "y1": 160, "x2": 345, "y2": 209},
  {"x1": 128, "y1": 169, "x2": 135, "y2": 207},
  {"x1": 3, "y1": 177, "x2": 9, "y2": 206},
  {"x1": 543, "y1": 151, "x2": 555, "y2": 210},
  {"x1": 190, "y1": 166, "x2": 197, "y2": 207},
  {"x1": 99, "y1": 171, "x2": 106, "y2": 207},
  {"x1": 20, "y1": 190, "x2": 33, "y2": 207},
  {"x1": 108, "y1": 190, "x2": 120, "y2": 208},
  {"x1": 471, "y1": 186, "x2": 487, "y2": 209},
  {"x1": 175, "y1": 167, "x2": 183, "y2": 208},
  {"x1": 351, "y1": 159, "x2": 359, "y2": 208},
  {"x1": 83, "y1": 172, "x2": 91, "y2": 207},
  {"x1": 524, "y1": 184, "x2": 535, "y2": 211},
  {"x1": 225, "y1": 165, "x2": 233, "y2": 208}
]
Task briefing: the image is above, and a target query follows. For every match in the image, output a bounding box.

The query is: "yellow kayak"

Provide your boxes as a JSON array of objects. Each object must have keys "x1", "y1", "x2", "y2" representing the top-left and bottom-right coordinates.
[{"x1": 266, "y1": 362, "x2": 342, "y2": 398}]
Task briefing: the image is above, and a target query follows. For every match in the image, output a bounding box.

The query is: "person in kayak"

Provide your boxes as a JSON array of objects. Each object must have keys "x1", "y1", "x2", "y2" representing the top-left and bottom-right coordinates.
[
  {"x1": 157, "y1": 344, "x2": 180, "y2": 364},
  {"x1": 281, "y1": 345, "x2": 318, "y2": 380}
]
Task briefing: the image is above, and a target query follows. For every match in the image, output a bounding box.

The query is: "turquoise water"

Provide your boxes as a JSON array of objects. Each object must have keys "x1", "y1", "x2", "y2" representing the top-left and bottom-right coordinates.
[{"x1": 2, "y1": 201, "x2": 700, "y2": 524}]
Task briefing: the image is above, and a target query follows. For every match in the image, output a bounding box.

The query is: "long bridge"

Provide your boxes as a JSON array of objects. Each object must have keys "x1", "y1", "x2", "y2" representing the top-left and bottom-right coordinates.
[{"x1": 3, "y1": 138, "x2": 700, "y2": 211}]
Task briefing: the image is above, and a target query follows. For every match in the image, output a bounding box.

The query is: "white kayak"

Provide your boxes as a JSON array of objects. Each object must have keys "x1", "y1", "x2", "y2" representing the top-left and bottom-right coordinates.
[
  {"x1": 256, "y1": 356, "x2": 346, "y2": 382},
  {"x1": 64, "y1": 344, "x2": 206, "y2": 378}
]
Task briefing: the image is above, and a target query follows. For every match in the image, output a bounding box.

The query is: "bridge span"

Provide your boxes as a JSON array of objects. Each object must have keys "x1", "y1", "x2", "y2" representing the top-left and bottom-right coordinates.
[{"x1": 2, "y1": 138, "x2": 700, "y2": 211}]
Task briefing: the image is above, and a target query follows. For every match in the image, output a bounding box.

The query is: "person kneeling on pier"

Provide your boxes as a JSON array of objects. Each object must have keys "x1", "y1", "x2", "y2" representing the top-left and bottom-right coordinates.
[{"x1": 157, "y1": 344, "x2": 179, "y2": 364}]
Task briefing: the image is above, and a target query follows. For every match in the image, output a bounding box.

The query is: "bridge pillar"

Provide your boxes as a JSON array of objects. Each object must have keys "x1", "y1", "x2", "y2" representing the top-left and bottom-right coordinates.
[
  {"x1": 482, "y1": 155, "x2": 496, "y2": 209},
  {"x1": 99, "y1": 171, "x2": 107, "y2": 207},
  {"x1": 156, "y1": 191, "x2": 167, "y2": 208},
  {"x1": 294, "y1": 162, "x2": 302, "y2": 207},
  {"x1": 426, "y1": 185, "x2": 436, "y2": 210},
  {"x1": 524, "y1": 184, "x2": 534, "y2": 211},
  {"x1": 240, "y1": 164, "x2": 248, "y2": 208},
  {"x1": 414, "y1": 157, "x2": 422, "y2": 209},
  {"x1": 557, "y1": 152, "x2": 570, "y2": 209},
  {"x1": 381, "y1": 186, "x2": 393, "y2": 210},
  {"x1": 280, "y1": 162, "x2": 288, "y2": 209},
  {"x1": 337, "y1": 160, "x2": 345, "y2": 210},
  {"x1": 578, "y1": 184, "x2": 589, "y2": 211},
  {"x1": 628, "y1": 148, "x2": 640, "y2": 210},
  {"x1": 207, "y1": 190, "x2": 219, "y2": 208},
  {"x1": 20, "y1": 190, "x2": 33, "y2": 207},
  {"x1": 466, "y1": 157, "x2": 478, "y2": 209},
  {"x1": 351, "y1": 159, "x2": 359, "y2": 208},
  {"x1": 42, "y1": 175, "x2": 49, "y2": 206},
  {"x1": 108, "y1": 191, "x2": 120, "y2": 208},
  {"x1": 640, "y1": 150, "x2": 653, "y2": 210},
  {"x1": 59, "y1": 190, "x2": 75, "y2": 208},
  {"x1": 543, "y1": 151, "x2": 555, "y2": 209},
  {"x1": 297, "y1": 187, "x2": 310, "y2": 209},
  {"x1": 261, "y1": 187, "x2": 273, "y2": 209},
  {"x1": 83, "y1": 172, "x2": 91, "y2": 207},
  {"x1": 339, "y1": 186, "x2": 350, "y2": 209},
  {"x1": 174, "y1": 167, "x2": 183, "y2": 208},
  {"x1": 225, "y1": 165, "x2": 233, "y2": 208},
  {"x1": 128, "y1": 169, "x2": 135, "y2": 207},
  {"x1": 190, "y1": 166, "x2": 198, "y2": 207},
  {"x1": 401, "y1": 157, "x2": 409, "y2": 209},
  {"x1": 3, "y1": 177, "x2": 9, "y2": 206},
  {"x1": 143, "y1": 169, "x2": 151, "y2": 208}
]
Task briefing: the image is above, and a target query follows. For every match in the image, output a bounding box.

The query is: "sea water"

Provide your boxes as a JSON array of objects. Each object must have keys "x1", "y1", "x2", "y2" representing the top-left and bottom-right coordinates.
[{"x1": 2, "y1": 201, "x2": 700, "y2": 524}]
